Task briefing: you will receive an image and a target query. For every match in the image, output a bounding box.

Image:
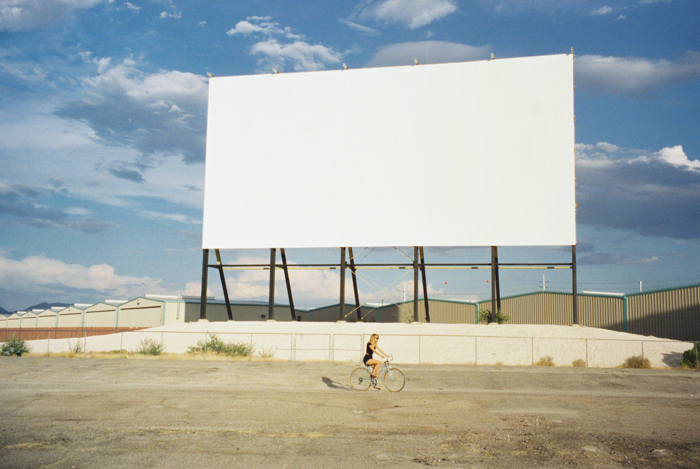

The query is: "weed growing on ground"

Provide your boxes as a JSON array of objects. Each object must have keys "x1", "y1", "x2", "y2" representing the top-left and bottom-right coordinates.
[
  {"x1": 1, "y1": 337, "x2": 30, "y2": 356},
  {"x1": 535, "y1": 355, "x2": 555, "y2": 366},
  {"x1": 258, "y1": 347, "x2": 277, "y2": 358},
  {"x1": 572, "y1": 359, "x2": 586, "y2": 367},
  {"x1": 622, "y1": 355, "x2": 651, "y2": 369},
  {"x1": 68, "y1": 339, "x2": 86, "y2": 354},
  {"x1": 187, "y1": 334, "x2": 252, "y2": 357},
  {"x1": 136, "y1": 338, "x2": 165, "y2": 356}
]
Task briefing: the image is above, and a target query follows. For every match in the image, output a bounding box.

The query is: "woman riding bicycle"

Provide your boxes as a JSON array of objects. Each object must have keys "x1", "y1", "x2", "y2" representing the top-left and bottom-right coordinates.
[{"x1": 363, "y1": 333, "x2": 389, "y2": 389}]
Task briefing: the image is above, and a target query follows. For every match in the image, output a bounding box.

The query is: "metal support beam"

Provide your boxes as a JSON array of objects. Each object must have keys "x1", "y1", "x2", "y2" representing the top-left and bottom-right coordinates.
[
  {"x1": 348, "y1": 247, "x2": 361, "y2": 322},
  {"x1": 339, "y1": 247, "x2": 346, "y2": 321},
  {"x1": 215, "y1": 249, "x2": 233, "y2": 320},
  {"x1": 414, "y1": 247, "x2": 419, "y2": 322},
  {"x1": 199, "y1": 249, "x2": 209, "y2": 321},
  {"x1": 280, "y1": 248, "x2": 296, "y2": 321},
  {"x1": 495, "y1": 246, "x2": 501, "y2": 313},
  {"x1": 420, "y1": 247, "x2": 430, "y2": 323},
  {"x1": 572, "y1": 245, "x2": 578, "y2": 325},
  {"x1": 490, "y1": 246, "x2": 497, "y2": 323},
  {"x1": 268, "y1": 248, "x2": 276, "y2": 321}
]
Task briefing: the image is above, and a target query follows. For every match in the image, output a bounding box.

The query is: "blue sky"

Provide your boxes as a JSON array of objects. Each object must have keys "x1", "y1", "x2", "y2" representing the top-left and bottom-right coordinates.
[{"x1": 1, "y1": 0, "x2": 699, "y2": 311}]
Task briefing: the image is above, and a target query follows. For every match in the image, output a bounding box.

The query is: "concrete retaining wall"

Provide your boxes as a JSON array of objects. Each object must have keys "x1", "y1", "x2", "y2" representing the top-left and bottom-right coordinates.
[{"x1": 17, "y1": 321, "x2": 693, "y2": 369}]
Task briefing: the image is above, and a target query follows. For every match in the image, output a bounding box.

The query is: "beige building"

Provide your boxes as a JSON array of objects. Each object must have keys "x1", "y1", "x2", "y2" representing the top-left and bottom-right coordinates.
[
  {"x1": 56, "y1": 306, "x2": 86, "y2": 328},
  {"x1": 83, "y1": 303, "x2": 118, "y2": 328},
  {"x1": 36, "y1": 309, "x2": 59, "y2": 328}
]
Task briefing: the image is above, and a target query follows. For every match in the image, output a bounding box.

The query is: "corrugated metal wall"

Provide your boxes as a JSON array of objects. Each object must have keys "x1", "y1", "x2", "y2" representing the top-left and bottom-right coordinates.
[
  {"x1": 389, "y1": 300, "x2": 478, "y2": 324},
  {"x1": 578, "y1": 294, "x2": 624, "y2": 331},
  {"x1": 182, "y1": 302, "x2": 297, "y2": 322},
  {"x1": 477, "y1": 292, "x2": 624, "y2": 330},
  {"x1": 627, "y1": 285, "x2": 700, "y2": 342}
]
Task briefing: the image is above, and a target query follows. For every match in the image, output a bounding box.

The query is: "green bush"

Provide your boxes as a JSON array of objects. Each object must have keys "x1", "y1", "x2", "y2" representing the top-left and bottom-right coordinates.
[
  {"x1": 1, "y1": 337, "x2": 30, "y2": 356},
  {"x1": 188, "y1": 334, "x2": 252, "y2": 357},
  {"x1": 572, "y1": 359, "x2": 587, "y2": 368},
  {"x1": 680, "y1": 343, "x2": 699, "y2": 369},
  {"x1": 136, "y1": 338, "x2": 165, "y2": 356},
  {"x1": 622, "y1": 355, "x2": 651, "y2": 369},
  {"x1": 478, "y1": 309, "x2": 510, "y2": 324}
]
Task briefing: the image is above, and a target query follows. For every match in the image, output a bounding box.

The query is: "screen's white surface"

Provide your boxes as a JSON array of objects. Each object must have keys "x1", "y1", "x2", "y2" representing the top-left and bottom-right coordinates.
[{"x1": 202, "y1": 54, "x2": 575, "y2": 249}]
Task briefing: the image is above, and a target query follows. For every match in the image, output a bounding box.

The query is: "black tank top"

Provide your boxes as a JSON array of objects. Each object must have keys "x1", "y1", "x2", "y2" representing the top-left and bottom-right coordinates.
[{"x1": 363, "y1": 343, "x2": 373, "y2": 363}]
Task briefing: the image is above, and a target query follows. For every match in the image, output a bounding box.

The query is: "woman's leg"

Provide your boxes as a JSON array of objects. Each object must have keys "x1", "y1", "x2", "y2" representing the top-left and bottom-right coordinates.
[{"x1": 366, "y1": 359, "x2": 381, "y2": 378}]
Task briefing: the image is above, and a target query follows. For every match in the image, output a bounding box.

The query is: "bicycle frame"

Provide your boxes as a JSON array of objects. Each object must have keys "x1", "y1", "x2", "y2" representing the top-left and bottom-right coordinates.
[{"x1": 363, "y1": 360, "x2": 391, "y2": 380}]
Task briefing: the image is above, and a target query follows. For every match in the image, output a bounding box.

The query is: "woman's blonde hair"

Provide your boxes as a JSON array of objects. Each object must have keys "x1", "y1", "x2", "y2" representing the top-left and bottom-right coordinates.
[{"x1": 369, "y1": 333, "x2": 379, "y2": 346}]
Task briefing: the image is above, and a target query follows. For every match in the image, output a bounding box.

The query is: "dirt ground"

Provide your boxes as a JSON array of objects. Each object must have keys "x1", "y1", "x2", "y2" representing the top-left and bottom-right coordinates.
[{"x1": 1, "y1": 357, "x2": 699, "y2": 469}]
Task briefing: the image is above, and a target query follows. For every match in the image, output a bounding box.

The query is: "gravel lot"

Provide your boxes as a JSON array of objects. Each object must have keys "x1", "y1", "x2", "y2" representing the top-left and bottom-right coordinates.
[{"x1": 1, "y1": 357, "x2": 699, "y2": 468}]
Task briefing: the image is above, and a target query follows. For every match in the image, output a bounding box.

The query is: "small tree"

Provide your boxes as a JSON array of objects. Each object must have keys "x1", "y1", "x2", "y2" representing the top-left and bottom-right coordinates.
[
  {"x1": 680, "y1": 342, "x2": 699, "y2": 369},
  {"x1": 479, "y1": 309, "x2": 510, "y2": 324}
]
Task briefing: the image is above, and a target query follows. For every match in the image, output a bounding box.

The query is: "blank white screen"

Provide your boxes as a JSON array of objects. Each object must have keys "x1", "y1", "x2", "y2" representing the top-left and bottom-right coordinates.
[{"x1": 202, "y1": 54, "x2": 575, "y2": 249}]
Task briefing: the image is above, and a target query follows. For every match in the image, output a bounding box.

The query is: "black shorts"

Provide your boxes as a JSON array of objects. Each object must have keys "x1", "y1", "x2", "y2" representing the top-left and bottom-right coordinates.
[{"x1": 363, "y1": 355, "x2": 371, "y2": 365}]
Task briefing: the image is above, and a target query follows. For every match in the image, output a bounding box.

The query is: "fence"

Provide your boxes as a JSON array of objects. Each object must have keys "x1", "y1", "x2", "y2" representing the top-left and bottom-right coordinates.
[
  {"x1": 18, "y1": 328, "x2": 695, "y2": 369},
  {"x1": 3, "y1": 327, "x2": 147, "y2": 342}
]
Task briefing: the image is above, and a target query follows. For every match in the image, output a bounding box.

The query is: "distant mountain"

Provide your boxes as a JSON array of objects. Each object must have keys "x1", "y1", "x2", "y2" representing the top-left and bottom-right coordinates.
[
  {"x1": 25, "y1": 302, "x2": 70, "y2": 312},
  {"x1": 0, "y1": 302, "x2": 70, "y2": 316}
]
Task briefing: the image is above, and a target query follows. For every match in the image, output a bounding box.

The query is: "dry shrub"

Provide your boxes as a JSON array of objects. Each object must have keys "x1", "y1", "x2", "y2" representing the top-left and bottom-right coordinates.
[
  {"x1": 535, "y1": 355, "x2": 555, "y2": 366},
  {"x1": 572, "y1": 359, "x2": 586, "y2": 368},
  {"x1": 622, "y1": 355, "x2": 651, "y2": 369}
]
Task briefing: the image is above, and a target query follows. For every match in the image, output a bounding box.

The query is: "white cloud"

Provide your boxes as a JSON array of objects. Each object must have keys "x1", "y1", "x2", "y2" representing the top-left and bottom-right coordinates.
[
  {"x1": 159, "y1": 11, "x2": 181, "y2": 19},
  {"x1": 138, "y1": 209, "x2": 202, "y2": 225},
  {"x1": 591, "y1": 5, "x2": 613, "y2": 15},
  {"x1": 0, "y1": 0, "x2": 103, "y2": 31},
  {"x1": 0, "y1": 254, "x2": 165, "y2": 299},
  {"x1": 250, "y1": 39, "x2": 342, "y2": 72},
  {"x1": 358, "y1": 0, "x2": 458, "y2": 29},
  {"x1": 222, "y1": 256, "x2": 352, "y2": 305},
  {"x1": 0, "y1": 71, "x2": 206, "y2": 215},
  {"x1": 0, "y1": 58, "x2": 47, "y2": 83},
  {"x1": 56, "y1": 56, "x2": 208, "y2": 164},
  {"x1": 366, "y1": 41, "x2": 491, "y2": 67},
  {"x1": 576, "y1": 142, "x2": 700, "y2": 239},
  {"x1": 123, "y1": 2, "x2": 140, "y2": 12},
  {"x1": 227, "y1": 16, "x2": 338, "y2": 72},
  {"x1": 226, "y1": 17, "x2": 302, "y2": 40},
  {"x1": 576, "y1": 51, "x2": 700, "y2": 95},
  {"x1": 338, "y1": 18, "x2": 381, "y2": 36},
  {"x1": 184, "y1": 282, "x2": 210, "y2": 297},
  {"x1": 658, "y1": 145, "x2": 700, "y2": 171}
]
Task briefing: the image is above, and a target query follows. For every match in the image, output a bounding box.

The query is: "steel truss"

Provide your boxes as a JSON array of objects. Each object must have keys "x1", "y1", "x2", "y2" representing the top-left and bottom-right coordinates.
[{"x1": 200, "y1": 247, "x2": 579, "y2": 324}]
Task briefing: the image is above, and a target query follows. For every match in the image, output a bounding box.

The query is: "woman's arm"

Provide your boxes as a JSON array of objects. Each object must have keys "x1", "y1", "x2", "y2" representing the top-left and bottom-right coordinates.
[{"x1": 372, "y1": 344, "x2": 388, "y2": 359}]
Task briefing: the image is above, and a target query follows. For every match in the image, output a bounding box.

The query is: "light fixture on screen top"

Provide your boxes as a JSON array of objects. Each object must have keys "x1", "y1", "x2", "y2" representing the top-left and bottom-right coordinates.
[
  {"x1": 272, "y1": 68, "x2": 280, "y2": 74},
  {"x1": 414, "y1": 58, "x2": 419, "y2": 65},
  {"x1": 207, "y1": 72, "x2": 215, "y2": 78},
  {"x1": 343, "y1": 63, "x2": 348, "y2": 70}
]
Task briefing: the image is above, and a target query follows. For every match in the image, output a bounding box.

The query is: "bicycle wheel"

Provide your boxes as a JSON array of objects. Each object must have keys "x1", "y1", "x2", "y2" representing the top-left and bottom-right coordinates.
[
  {"x1": 350, "y1": 367, "x2": 371, "y2": 391},
  {"x1": 383, "y1": 367, "x2": 405, "y2": 392}
]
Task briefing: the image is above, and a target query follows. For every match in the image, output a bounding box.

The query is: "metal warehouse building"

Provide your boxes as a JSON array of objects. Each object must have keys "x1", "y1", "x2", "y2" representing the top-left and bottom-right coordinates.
[{"x1": 2, "y1": 284, "x2": 699, "y2": 343}]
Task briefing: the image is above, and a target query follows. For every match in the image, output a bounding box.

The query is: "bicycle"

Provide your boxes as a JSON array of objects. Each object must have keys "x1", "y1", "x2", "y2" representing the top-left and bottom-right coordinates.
[{"x1": 350, "y1": 356, "x2": 405, "y2": 392}]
